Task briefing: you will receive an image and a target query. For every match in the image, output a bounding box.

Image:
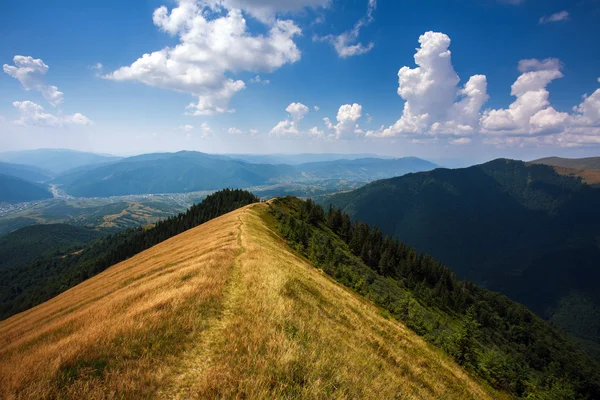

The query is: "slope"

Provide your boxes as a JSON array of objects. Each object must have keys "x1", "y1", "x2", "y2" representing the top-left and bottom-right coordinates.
[
  {"x1": 0, "y1": 149, "x2": 121, "y2": 174},
  {"x1": 0, "y1": 174, "x2": 53, "y2": 203},
  {"x1": 0, "y1": 224, "x2": 105, "y2": 270},
  {"x1": 0, "y1": 162, "x2": 52, "y2": 182},
  {"x1": 325, "y1": 159, "x2": 600, "y2": 361},
  {"x1": 531, "y1": 156, "x2": 600, "y2": 170},
  {"x1": 0, "y1": 203, "x2": 500, "y2": 400}
]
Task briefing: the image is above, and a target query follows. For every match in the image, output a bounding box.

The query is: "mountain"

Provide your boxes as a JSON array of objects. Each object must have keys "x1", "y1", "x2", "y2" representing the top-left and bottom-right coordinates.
[
  {"x1": 0, "y1": 162, "x2": 52, "y2": 182},
  {"x1": 0, "y1": 224, "x2": 105, "y2": 270},
  {"x1": 531, "y1": 156, "x2": 600, "y2": 170},
  {"x1": 296, "y1": 157, "x2": 438, "y2": 181},
  {"x1": 55, "y1": 151, "x2": 299, "y2": 197},
  {"x1": 0, "y1": 175, "x2": 53, "y2": 203},
  {"x1": 0, "y1": 149, "x2": 122, "y2": 174},
  {"x1": 226, "y1": 153, "x2": 393, "y2": 165},
  {"x1": 54, "y1": 152, "x2": 437, "y2": 197},
  {"x1": 0, "y1": 202, "x2": 502, "y2": 400},
  {"x1": 325, "y1": 159, "x2": 600, "y2": 360},
  {"x1": 529, "y1": 157, "x2": 600, "y2": 187}
]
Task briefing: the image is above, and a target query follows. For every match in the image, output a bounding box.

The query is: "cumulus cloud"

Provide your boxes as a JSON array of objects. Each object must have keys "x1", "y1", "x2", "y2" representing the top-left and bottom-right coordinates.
[
  {"x1": 228, "y1": 127, "x2": 243, "y2": 134},
  {"x1": 324, "y1": 103, "x2": 364, "y2": 139},
  {"x1": 313, "y1": 105, "x2": 320, "y2": 111},
  {"x1": 12, "y1": 101, "x2": 91, "y2": 127},
  {"x1": 539, "y1": 11, "x2": 569, "y2": 24},
  {"x1": 368, "y1": 32, "x2": 488, "y2": 139},
  {"x1": 449, "y1": 137, "x2": 472, "y2": 145},
  {"x1": 179, "y1": 124, "x2": 194, "y2": 132},
  {"x1": 106, "y1": 0, "x2": 302, "y2": 115},
  {"x1": 480, "y1": 58, "x2": 566, "y2": 135},
  {"x1": 3, "y1": 56, "x2": 64, "y2": 107},
  {"x1": 269, "y1": 102, "x2": 311, "y2": 137},
  {"x1": 315, "y1": 0, "x2": 376, "y2": 58}
]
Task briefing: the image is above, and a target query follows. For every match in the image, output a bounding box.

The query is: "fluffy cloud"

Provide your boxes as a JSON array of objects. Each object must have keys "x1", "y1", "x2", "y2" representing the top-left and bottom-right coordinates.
[
  {"x1": 12, "y1": 101, "x2": 91, "y2": 127},
  {"x1": 368, "y1": 32, "x2": 488, "y2": 138},
  {"x1": 179, "y1": 124, "x2": 194, "y2": 132},
  {"x1": 480, "y1": 58, "x2": 566, "y2": 135},
  {"x1": 219, "y1": 0, "x2": 329, "y2": 23},
  {"x1": 315, "y1": 0, "x2": 376, "y2": 58},
  {"x1": 249, "y1": 75, "x2": 270, "y2": 85},
  {"x1": 228, "y1": 127, "x2": 243, "y2": 134},
  {"x1": 3, "y1": 56, "x2": 64, "y2": 106},
  {"x1": 270, "y1": 102, "x2": 312, "y2": 137},
  {"x1": 106, "y1": 0, "x2": 302, "y2": 115},
  {"x1": 286, "y1": 102, "x2": 310, "y2": 120},
  {"x1": 539, "y1": 11, "x2": 569, "y2": 24},
  {"x1": 324, "y1": 103, "x2": 364, "y2": 139}
]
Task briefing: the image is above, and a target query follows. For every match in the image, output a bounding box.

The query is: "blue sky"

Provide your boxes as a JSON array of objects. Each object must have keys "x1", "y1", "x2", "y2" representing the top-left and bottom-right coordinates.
[{"x1": 1, "y1": 0, "x2": 599, "y2": 164}]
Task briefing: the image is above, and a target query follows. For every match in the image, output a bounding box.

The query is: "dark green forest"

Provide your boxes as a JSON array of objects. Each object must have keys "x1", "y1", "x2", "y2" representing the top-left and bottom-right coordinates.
[
  {"x1": 0, "y1": 224, "x2": 105, "y2": 270},
  {"x1": 269, "y1": 196, "x2": 600, "y2": 399},
  {"x1": 325, "y1": 159, "x2": 600, "y2": 360},
  {"x1": 0, "y1": 189, "x2": 259, "y2": 320}
]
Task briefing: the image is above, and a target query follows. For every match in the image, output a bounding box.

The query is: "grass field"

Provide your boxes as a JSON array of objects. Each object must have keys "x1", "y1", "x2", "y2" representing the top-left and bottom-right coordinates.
[{"x1": 0, "y1": 203, "x2": 503, "y2": 399}]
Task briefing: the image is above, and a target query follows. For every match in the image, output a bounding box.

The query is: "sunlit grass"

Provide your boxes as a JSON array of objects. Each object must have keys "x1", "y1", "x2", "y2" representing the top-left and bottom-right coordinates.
[{"x1": 0, "y1": 203, "x2": 502, "y2": 399}]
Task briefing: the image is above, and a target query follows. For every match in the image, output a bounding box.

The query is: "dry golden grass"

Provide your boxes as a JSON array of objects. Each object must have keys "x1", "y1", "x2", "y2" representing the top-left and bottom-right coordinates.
[
  {"x1": 551, "y1": 166, "x2": 600, "y2": 186},
  {"x1": 0, "y1": 203, "x2": 503, "y2": 399}
]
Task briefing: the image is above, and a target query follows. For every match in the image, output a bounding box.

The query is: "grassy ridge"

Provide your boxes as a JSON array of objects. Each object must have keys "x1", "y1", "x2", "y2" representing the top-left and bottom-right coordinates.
[{"x1": 0, "y1": 203, "x2": 501, "y2": 399}]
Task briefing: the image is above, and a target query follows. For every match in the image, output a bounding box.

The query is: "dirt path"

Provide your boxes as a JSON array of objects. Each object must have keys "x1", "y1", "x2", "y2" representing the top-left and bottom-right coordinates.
[{"x1": 158, "y1": 208, "x2": 250, "y2": 399}]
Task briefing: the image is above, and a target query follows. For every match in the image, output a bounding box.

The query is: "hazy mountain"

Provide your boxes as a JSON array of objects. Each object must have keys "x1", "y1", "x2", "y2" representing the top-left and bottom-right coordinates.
[
  {"x1": 0, "y1": 149, "x2": 122, "y2": 174},
  {"x1": 0, "y1": 162, "x2": 52, "y2": 182},
  {"x1": 226, "y1": 153, "x2": 393, "y2": 165},
  {"x1": 296, "y1": 157, "x2": 437, "y2": 181},
  {"x1": 0, "y1": 175, "x2": 53, "y2": 203},
  {"x1": 325, "y1": 159, "x2": 600, "y2": 359},
  {"x1": 56, "y1": 151, "x2": 299, "y2": 197},
  {"x1": 54, "y1": 152, "x2": 436, "y2": 197}
]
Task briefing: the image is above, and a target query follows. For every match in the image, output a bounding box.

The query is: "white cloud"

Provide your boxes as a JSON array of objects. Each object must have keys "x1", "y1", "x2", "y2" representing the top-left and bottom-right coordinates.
[
  {"x1": 313, "y1": 105, "x2": 320, "y2": 111},
  {"x1": 200, "y1": 122, "x2": 214, "y2": 138},
  {"x1": 286, "y1": 102, "x2": 309, "y2": 120},
  {"x1": 368, "y1": 31, "x2": 488, "y2": 138},
  {"x1": 480, "y1": 58, "x2": 565, "y2": 135},
  {"x1": 269, "y1": 101, "x2": 311, "y2": 137},
  {"x1": 315, "y1": 0, "x2": 376, "y2": 58},
  {"x1": 539, "y1": 10, "x2": 569, "y2": 24},
  {"x1": 12, "y1": 101, "x2": 91, "y2": 127},
  {"x1": 219, "y1": 0, "x2": 329, "y2": 23},
  {"x1": 249, "y1": 128, "x2": 260, "y2": 136},
  {"x1": 106, "y1": 1, "x2": 302, "y2": 115},
  {"x1": 249, "y1": 75, "x2": 270, "y2": 85},
  {"x1": 449, "y1": 137, "x2": 472, "y2": 145},
  {"x1": 324, "y1": 103, "x2": 364, "y2": 139},
  {"x1": 3, "y1": 56, "x2": 64, "y2": 107},
  {"x1": 228, "y1": 127, "x2": 243, "y2": 134},
  {"x1": 308, "y1": 126, "x2": 325, "y2": 138},
  {"x1": 90, "y1": 63, "x2": 103, "y2": 70},
  {"x1": 179, "y1": 124, "x2": 194, "y2": 132}
]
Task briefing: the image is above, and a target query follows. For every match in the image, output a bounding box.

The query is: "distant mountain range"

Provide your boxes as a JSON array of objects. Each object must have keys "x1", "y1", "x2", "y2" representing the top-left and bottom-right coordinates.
[
  {"x1": 0, "y1": 149, "x2": 122, "y2": 174},
  {"x1": 0, "y1": 175, "x2": 53, "y2": 203},
  {"x1": 47, "y1": 151, "x2": 437, "y2": 197},
  {"x1": 0, "y1": 162, "x2": 52, "y2": 183},
  {"x1": 325, "y1": 158, "x2": 600, "y2": 360}
]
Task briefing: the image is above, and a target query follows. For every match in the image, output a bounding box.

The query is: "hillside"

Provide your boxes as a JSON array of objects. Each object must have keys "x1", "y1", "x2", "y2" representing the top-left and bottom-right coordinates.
[
  {"x1": 325, "y1": 159, "x2": 600, "y2": 360},
  {"x1": 0, "y1": 224, "x2": 105, "y2": 270},
  {"x1": 0, "y1": 203, "x2": 500, "y2": 399},
  {"x1": 0, "y1": 149, "x2": 121, "y2": 174},
  {"x1": 0, "y1": 162, "x2": 52, "y2": 182},
  {"x1": 54, "y1": 151, "x2": 299, "y2": 197},
  {"x1": 0, "y1": 175, "x2": 53, "y2": 203},
  {"x1": 531, "y1": 156, "x2": 600, "y2": 170},
  {"x1": 51, "y1": 152, "x2": 436, "y2": 197}
]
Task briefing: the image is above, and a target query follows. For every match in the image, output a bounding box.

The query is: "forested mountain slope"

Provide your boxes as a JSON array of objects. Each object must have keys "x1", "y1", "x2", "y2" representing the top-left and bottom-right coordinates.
[
  {"x1": 0, "y1": 203, "x2": 501, "y2": 400},
  {"x1": 0, "y1": 175, "x2": 53, "y2": 203},
  {"x1": 325, "y1": 159, "x2": 600, "y2": 360}
]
